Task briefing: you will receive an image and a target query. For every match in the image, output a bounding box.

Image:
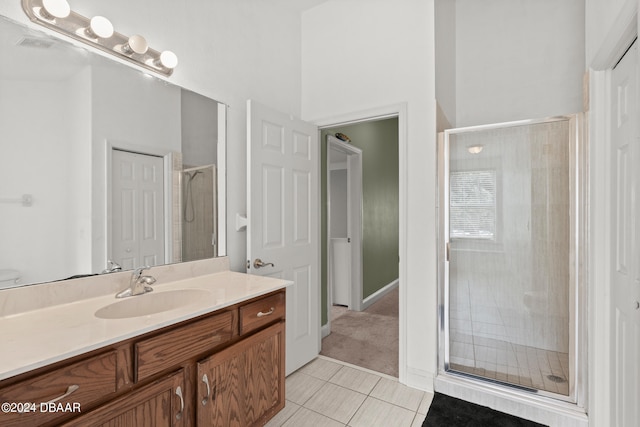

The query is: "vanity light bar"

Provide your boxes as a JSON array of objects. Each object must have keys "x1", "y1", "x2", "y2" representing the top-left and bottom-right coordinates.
[{"x1": 21, "y1": 0, "x2": 178, "y2": 77}]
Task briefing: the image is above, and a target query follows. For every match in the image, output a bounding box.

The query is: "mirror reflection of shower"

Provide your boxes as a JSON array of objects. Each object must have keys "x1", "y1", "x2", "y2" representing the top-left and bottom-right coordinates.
[
  {"x1": 184, "y1": 170, "x2": 203, "y2": 223},
  {"x1": 181, "y1": 165, "x2": 217, "y2": 262}
]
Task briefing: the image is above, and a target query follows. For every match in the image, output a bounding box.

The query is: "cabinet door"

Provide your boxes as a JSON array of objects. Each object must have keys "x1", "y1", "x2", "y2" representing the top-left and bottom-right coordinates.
[
  {"x1": 243, "y1": 322, "x2": 283, "y2": 424},
  {"x1": 62, "y1": 370, "x2": 186, "y2": 427},
  {"x1": 198, "y1": 345, "x2": 244, "y2": 426},
  {"x1": 197, "y1": 321, "x2": 285, "y2": 427}
]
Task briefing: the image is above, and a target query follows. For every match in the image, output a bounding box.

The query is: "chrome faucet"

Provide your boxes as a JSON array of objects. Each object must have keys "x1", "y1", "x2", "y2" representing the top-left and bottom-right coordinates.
[
  {"x1": 115, "y1": 266, "x2": 156, "y2": 298},
  {"x1": 101, "y1": 259, "x2": 122, "y2": 274}
]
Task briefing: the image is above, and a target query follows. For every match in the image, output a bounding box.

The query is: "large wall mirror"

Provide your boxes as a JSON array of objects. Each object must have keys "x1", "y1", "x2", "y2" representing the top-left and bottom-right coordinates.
[{"x1": 0, "y1": 16, "x2": 226, "y2": 289}]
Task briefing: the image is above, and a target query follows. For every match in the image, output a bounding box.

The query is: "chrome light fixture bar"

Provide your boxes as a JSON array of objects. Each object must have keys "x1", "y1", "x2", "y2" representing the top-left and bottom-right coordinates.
[{"x1": 22, "y1": 0, "x2": 178, "y2": 76}]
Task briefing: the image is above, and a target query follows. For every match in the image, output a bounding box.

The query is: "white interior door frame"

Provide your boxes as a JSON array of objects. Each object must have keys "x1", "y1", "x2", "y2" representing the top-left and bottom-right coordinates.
[
  {"x1": 326, "y1": 135, "x2": 363, "y2": 334},
  {"x1": 106, "y1": 140, "x2": 176, "y2": 268},
  {"x1": 314, "y1": 102, "x2": 408, "y2": 382},
  {"x1": 588, "y1": 3, "x2": 638, "y2": 425}
]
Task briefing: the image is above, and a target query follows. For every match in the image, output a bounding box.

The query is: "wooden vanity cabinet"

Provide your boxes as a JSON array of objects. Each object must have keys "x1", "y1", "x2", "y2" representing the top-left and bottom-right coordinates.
[
  {"x1": 62, "y1": 369, "x2": 186, "y2": 427},
  {"x1": 0, "y1": 289, "x2": 286, "y2": 427},
  {"x1": 197, "y1": 321, "x2": 285, "y2": 426},
  {"x1": 0, "y1": 350, "x2": 119, "y2": 427}
]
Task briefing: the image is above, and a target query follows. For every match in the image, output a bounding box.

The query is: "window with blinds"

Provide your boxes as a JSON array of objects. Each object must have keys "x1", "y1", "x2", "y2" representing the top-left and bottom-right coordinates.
[{"x1": 450, "y1": 170, "x2": 496, "y2": 240}]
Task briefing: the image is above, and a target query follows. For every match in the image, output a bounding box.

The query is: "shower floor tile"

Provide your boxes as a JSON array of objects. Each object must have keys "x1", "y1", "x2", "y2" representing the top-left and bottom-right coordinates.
[{"x1": 449, "y1": 341, "x2": 569, "y2": 396}]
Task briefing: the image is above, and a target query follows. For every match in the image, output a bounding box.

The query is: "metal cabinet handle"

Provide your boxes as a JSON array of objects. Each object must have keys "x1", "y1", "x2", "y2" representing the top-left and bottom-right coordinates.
[
  {"x1": 46, "y1": 385, "x2": 79, "y2": 404},
  {"x1": 175, "y1": 386, "x2": 184, "y2": 420},
  {"x1": 253, "y1": 258, "x2": 275, "y2": 269},
  {"x1": 257, "y1": 307, "x2": 275, "y2": 317},
  {"x1": 201, "y1": 374, "x2": 210, "y2": 406}
]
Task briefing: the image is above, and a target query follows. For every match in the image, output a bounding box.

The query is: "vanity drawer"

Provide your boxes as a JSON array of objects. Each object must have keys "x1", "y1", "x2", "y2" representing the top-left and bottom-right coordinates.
[
  {"x1": 239, "y1": 291, "x2": 285, "y2": 335},
  {"x1": 0, "y1": 350, "x2": 117, "y2": 427},
  {"x1": 135, "y1": 310, "x2": 235, "y2": 382}
]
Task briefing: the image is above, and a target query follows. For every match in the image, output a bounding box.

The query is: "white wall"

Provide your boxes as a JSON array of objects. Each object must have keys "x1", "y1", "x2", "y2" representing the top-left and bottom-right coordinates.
[
  {"x1": 0, "y1": 0, "x2": 304, "y2": 273},
  {"x1": 585, "y1": 0, "x2": 635, "y2": 66},
  {"x1": 0, "y1": 78, "x2": 84, "y2": 284},
  {"x1": 455, "y1": 0, "x2": 585, "y2": 127},
  {"x1": 181, "y1": 90, "x2": 218, "y2": 168},
  {"x1": 67, "y1": 67, "x2": 93, "y2": 276},
  {"x1": 302, "y1": 0, "x2": 436, "y2": 390},
  {"x1": 435, "y1": 0, "x2": 457, "y2": 126}
]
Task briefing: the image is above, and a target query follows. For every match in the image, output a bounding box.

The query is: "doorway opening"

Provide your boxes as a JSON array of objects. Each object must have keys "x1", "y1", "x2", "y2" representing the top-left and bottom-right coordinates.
[{"x1": 319, "y1": 116, "x2": 400, "y2": 377}]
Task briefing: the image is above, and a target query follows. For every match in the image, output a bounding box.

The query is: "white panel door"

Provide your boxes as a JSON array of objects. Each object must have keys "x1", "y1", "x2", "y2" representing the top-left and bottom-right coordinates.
[
  {"x1": 247, "y1": 100, "x2": 319, "y2": 375},
  {"x1": 111, "y1": 150, "x2": 165, "y2": 270},
  {"x1": 610, "y1": 41, "x2": 640, "y2": 427}
]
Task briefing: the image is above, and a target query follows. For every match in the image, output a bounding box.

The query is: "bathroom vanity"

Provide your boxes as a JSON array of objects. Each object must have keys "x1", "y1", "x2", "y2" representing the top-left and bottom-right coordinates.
[{"x1": 0, "y1": 259, "x2": 289, "y2": 427}]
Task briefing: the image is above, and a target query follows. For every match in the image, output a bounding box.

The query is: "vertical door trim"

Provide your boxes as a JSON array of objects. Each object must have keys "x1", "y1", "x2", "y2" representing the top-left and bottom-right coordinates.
[
  {"x1": 216, "y1": 103, "x2": 227, "y2": 257},
  {"x1": 326, "y1": 135, "x2": 363, "y2": 332},
  {"x1": 588, "y1": 4, "x2": 638, "y2": 424}
]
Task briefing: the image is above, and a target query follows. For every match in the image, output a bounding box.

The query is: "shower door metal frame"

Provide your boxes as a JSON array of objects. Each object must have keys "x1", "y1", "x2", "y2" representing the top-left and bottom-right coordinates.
[{"x1": 437, "y1": 114, "x2": 587, "y2": 408}]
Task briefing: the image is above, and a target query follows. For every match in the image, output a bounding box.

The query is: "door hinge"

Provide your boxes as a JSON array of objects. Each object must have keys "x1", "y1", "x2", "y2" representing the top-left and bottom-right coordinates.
[{"x1": 246, "y1": 259, "x2": 250, "y2": 270}]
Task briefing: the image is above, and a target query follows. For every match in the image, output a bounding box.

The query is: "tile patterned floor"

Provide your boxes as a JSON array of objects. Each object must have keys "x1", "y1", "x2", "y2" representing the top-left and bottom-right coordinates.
[
  {"x1": 266, "y1": 356, "x2": 433, "y2": 427},
  {"x1": 449, "y1": 334, "x2": 570, "y2": 395},
  {"x1": 449, "y1": 274, "x2": 570, "y2": 395}
]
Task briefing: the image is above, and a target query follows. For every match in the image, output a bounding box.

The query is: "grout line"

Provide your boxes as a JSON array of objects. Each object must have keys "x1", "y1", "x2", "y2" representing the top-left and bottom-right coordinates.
[
  {"x1": 317, "y1": 354, "x2": 399, "y2": 382},
  {"x1": 276, "y1": 400, "x2": 301, "y2": 427},
  {"x1": 290, "y1": 358, "x2": 427, "y2": 427}
]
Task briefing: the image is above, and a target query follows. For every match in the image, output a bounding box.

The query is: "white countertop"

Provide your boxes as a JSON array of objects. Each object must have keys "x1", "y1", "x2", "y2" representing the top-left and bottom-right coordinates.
[{"x1": 0, "y1": 270, "x2": 290, "y2": 381}]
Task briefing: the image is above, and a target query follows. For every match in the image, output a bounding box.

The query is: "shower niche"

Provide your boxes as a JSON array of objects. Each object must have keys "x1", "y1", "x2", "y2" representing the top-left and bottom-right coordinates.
[{"x1": 438, "y1": 115, "x2": 586, "y2": 405}]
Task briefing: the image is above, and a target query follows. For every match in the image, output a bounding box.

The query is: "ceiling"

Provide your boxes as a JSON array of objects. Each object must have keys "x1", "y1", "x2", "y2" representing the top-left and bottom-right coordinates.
[{"x1": 270, "y1": 0, "x2": 330, "y2": 12}]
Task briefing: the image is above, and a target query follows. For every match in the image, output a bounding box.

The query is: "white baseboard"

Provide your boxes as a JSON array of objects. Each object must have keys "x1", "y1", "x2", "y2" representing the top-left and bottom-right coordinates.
[
  {"x1": 404, "y1": 366, "x2": 435, "y2": 392},
  {"x1": 361, "y1": 279, "x2": 399, "y2": 310},
  {"x1": 321, "y1": 322, "x2": 330, "y2": 339}
]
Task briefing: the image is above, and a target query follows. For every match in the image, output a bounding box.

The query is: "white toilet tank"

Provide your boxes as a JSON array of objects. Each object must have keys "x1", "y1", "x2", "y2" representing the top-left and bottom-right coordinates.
[{"x1": 0, "y1": 269, "x2": 21, "y2": 290}]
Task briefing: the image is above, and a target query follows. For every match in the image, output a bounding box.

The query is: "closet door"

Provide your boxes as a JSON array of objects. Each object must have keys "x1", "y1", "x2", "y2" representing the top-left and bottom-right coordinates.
[
  {"x1": 111, "y1": 149, "x2": 165, "y2": 270},
  {"x1": 610, "y1": 40, "x2": 640, "y2": 427}
]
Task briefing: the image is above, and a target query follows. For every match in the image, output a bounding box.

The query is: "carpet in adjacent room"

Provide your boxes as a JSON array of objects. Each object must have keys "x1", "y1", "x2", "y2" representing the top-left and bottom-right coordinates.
[
  {"x1": 320, "y1": 287, "x2": 399, "y2": 377},
  {"x1": 422, "y1": 393, "x2": 548, "y2": 427}
]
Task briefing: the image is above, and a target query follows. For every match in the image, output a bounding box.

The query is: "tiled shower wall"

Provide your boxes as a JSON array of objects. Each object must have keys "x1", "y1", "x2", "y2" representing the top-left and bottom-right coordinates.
[
  {"x1": 449, "y1": 121, "x2": 570, "y2": 354},
  {"x1": 182, "y1": 165, "x2": 216, "y2": 262}
]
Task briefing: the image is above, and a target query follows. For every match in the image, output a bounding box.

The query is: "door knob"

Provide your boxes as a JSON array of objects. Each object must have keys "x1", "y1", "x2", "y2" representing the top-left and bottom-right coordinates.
[{"x1": 253, "y1": 258, "x2": 275, "y2": 269}]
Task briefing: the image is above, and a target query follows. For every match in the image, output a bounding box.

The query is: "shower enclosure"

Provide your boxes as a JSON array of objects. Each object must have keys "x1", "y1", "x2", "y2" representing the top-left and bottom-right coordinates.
[
  {"x1": 182, "y1": 164, "x2": 217, "y2": 262},
  {"x1": 438, "y1": 115, "x2": 586, "y2": 405}
]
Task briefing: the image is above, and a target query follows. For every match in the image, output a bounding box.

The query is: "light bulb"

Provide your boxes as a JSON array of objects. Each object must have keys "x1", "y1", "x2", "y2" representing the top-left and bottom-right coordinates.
[
  {"x1": 40, "y1": 0, "x2": 70, "y2": 20},
  {"x1": 121, "y1": 35, "x2": 148, "y2": 55},
  {"x1": 467, "y1": 145, "x2": 484, "y2": 154},
  {"x1": 86, "y1": 16, "x2": 114, "y2": 39},
  {"x1": 155, "y1": 51, "x2": 178, "y2": 69}
]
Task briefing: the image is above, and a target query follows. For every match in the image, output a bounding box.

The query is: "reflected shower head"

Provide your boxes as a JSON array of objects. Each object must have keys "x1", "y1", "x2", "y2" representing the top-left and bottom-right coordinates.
[{"x1": 185, "y1": 170, "x2": 202, "y2": 181}]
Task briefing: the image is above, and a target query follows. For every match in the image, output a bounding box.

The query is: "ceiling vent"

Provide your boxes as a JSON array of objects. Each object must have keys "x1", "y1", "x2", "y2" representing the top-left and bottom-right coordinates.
[{"x1": 16, "y1": 36, "x2": 55, "y2": 49}]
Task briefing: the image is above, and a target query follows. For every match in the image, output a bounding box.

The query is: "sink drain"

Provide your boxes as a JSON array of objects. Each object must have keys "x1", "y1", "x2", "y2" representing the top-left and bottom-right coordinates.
[{"x1": 546, "y1": 374, "x2": 566, "y2": 383}]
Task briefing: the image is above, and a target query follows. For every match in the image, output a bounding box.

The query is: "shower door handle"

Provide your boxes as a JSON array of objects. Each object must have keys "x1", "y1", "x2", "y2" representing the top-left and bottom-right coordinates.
[{"x1": 446, "y1": 242, "x2": 450, "y2": 262}]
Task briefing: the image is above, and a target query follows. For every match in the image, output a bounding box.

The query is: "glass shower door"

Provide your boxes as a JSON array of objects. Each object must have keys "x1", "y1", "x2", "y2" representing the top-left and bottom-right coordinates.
[{"x1": 442, "y1": 117, "x2": 578, "y2": 400}]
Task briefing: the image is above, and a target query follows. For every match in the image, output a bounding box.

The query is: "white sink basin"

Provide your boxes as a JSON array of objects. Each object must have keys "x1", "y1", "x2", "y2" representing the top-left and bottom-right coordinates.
[{"x1": 95, "y1": 289, "x2": 210, "y2": 319}]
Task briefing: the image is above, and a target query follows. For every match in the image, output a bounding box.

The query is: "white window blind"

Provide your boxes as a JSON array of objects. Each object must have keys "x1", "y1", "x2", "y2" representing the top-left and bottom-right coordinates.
[{"x1": 450, "y1": 170, "x2": 496, "y2": 239}]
